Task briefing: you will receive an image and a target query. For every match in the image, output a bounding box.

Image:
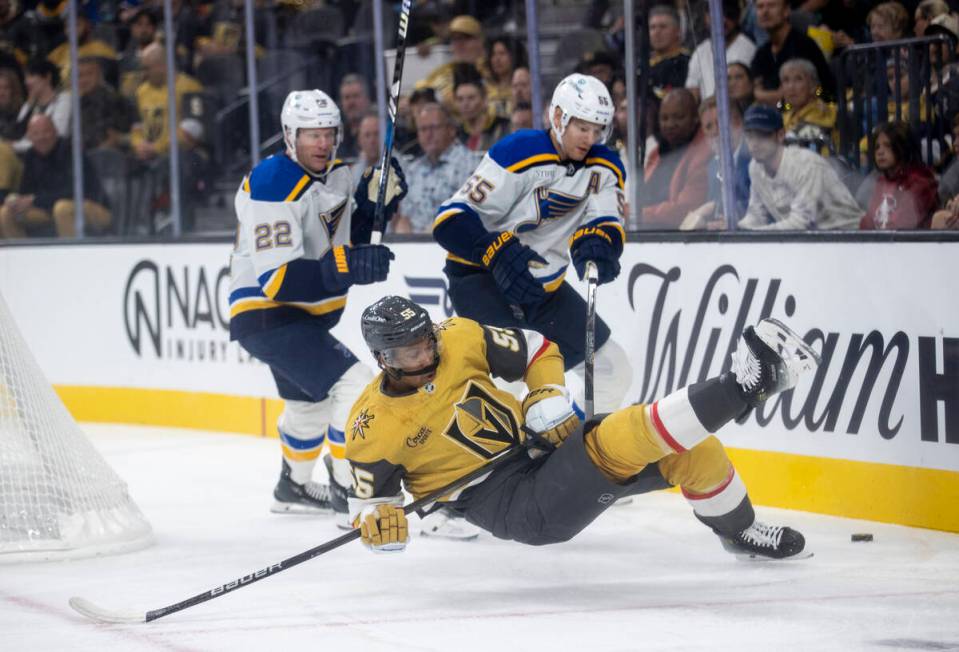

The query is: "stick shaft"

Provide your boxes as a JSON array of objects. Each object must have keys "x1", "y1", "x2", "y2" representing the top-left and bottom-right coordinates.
[
  {"x1": 139, "y1": 444, "x2": 525, "y2": 622},
  {"x1": 371, "y1": 0, "x2": 413, "y2": 244},
  {"x1": 584, "y1": 261, "x2": 599, "y2": 420}
]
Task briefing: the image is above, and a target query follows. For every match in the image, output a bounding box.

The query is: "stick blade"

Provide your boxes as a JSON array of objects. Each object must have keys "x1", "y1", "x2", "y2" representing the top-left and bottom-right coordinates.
[{"x1": 69, "y1": 596, "x2": 146, "y2": 624}]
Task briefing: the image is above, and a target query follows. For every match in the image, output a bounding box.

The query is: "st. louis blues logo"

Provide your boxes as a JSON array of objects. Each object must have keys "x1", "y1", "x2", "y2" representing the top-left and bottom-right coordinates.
[
  {"x1": 320, "y1": 197, "x2": 349, "y2": 239},
  {"x1": 516, "y1": 187, "x2": 584, "y2": 233}
]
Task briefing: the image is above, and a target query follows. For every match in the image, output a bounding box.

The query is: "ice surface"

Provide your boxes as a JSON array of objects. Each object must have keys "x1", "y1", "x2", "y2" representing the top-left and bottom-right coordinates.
[{"x1": 2, "y1": 424, "x2": 957, "y2": 651}]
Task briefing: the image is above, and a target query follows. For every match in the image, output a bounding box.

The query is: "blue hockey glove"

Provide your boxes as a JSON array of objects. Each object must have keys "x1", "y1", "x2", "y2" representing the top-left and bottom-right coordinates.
[
  {"x1": 482, "y1": 232, "x2": 547, "y2": 305},
  {"x1": 570, "y1": 228, "x2": 620, "y2": 284},
  {"x1": 343, "y1": 244, "x2": 394, "y2": 285},
  {"x1": 355, "y1": 157, "x2": 408, "y2": 221}
]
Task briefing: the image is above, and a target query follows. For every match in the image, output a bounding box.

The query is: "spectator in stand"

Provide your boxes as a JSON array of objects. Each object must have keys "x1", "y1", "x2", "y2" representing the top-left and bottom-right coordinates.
[
  {"x1": 337, "y1": 74, "x2": 372, "y2": 161},
  {"x1": 930, "y1": 196, "x2": 959, "y2": 228},
  {"x1": 914, "y1": 0, "x2": 951, "y2": 36},
  {"x1": 453, "y1": 73, "x2": 510, "y2": 152},
  {"x1": 46, "y1": 9, "x2": 117, "y2": 83},
  {"x1": 648, "y1": 5, "x2": 690, "y2": 99},
  {"x1": 0, "y1": 0, "x2": 33, "y2": 65},
  {"x1": 739, "y1": 105, "x2": 863, "y2": 229},
  {"x1": 638, "y1": 88, "x2": 712, "y2": 228},
  {"x1": 681, "y1": 97, "x2": 752, "y2": 229},
  {"x1": 511, "y1": 101, "x2": 533, "y2": 131},
  {"x1": 686, "y1": 0, "x2": 757, "y2": 102},
  {"x1": 0, "y1": 115, "x2": 110, "y2": 238},
  {"x1": 416, "y1": 15, "x2": 489, "y2": 112},
  {"x1": 779, "y1": 58, "x2": 836, "y2": 152},
  {"x1": 511, "y1": 65, "x2": 531, "y2": 106},
  {"x1": 0, "y1": 138, "x2": 20, "y2": 202},
  {"x1": 131, "y1": 43, "x2": 203, "y2": 162},
  {"x1": 0, "y1": 66, "x2": 23, "y2": 140},
  {"x1": 867, "y1": 2, "x2": 910, "y2": 42},
  {"x1": 861, "y1": 122, "x2": 938, "y2": 229},
  {"x1": 349, "y1": 110, "x2": 381, "y2": 186},
  {"x1": 176, "y1": 116, "x2": 210, "y2": 232},
  {"x1": 486, "y1": 36, "x2": 527, "y2": 118},
  {"x1": 118, "y1": 7, "x2": 158, "y2": 99},
  {"x1": 728, "y1": 62, "x2": 756, "y2": 114},
  {"x1": 77, "y1": 57, "x2": 135, "y2": 151},
  {"x1": 396, "y1": 86, "x2": 439, "y2": 158},
  {"x1": 13, "y1": 58, "x2": 70, "y2": 154},
  {"x1": 938, "y1": 114, "x2": 959, "y2": 203},
  {"x1": 578, "y1": 49, "x2": 619, "y2": 85},
  {"x1": 750, "y1": 0, "x2": 835, "y2": 105},
  {"x1": 393, "y1": 103, "x2": 480, "y2": 234}
]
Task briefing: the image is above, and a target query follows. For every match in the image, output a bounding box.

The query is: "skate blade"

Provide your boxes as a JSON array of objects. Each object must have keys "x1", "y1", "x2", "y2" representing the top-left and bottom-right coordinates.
[
  {"x1": 270, "y1": 501, "x2": 334, "y2": 515},
  {"x1": 733, "y1": 549, "x2": 815, "y2": 562}
]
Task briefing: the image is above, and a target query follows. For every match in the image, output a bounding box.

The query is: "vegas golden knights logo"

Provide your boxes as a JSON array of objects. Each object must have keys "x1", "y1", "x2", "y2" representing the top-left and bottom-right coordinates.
[{"x1": 444, "y1": 382, "x2": 519, "y2": 459}]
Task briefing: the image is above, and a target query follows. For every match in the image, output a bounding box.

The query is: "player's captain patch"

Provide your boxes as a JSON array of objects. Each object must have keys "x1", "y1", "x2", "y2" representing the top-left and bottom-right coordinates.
[{"x1": 515, "y1": 188, "x2": 585, "y2": 233}]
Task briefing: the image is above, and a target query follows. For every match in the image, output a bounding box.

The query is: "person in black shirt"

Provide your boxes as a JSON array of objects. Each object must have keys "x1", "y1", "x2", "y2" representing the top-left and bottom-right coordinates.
[
  {"x1": 750, "y1": 0, "x2": 835, "y2": 104},
  {"x1": 0, "y1": 114, "x2": 110, "y2": 238}
]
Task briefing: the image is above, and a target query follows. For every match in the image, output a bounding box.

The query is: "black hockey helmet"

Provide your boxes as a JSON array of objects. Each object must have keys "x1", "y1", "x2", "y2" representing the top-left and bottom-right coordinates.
[{"x1": 361, "y1": 296, "x2": 439, "y2": 378}]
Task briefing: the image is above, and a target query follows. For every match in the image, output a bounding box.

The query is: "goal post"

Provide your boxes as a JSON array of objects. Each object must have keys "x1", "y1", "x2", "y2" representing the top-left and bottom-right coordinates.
[{"x1": 0, "y1": 291, "x2": 152, "y2": 563}]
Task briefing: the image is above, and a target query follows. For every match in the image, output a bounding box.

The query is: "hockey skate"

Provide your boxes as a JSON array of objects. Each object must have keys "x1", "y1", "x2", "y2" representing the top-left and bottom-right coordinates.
[
  {"x1": 271, "y1": 459, "x2": 334, "y2": 515},
  {"x1": 731, "y1": 318, "x2": 821, "y2": 407},
  {"x1": 719, "y1": 521, "x2": 812, "y2": 561},
  {"x1": 322, "y1": 454, "x2": 352, "y2": 530},
  {"x1": 419, "y1": 507, "x2": 481, "y2": 541}
]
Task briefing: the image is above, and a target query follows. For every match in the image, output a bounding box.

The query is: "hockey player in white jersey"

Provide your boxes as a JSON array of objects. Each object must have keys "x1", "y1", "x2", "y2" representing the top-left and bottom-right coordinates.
[
  {"x1": 229, "y1": 89, "x2": 407, "y2": 519},
  {"x1": 433, "y1": 73, "x2": 633, "y2": 413}
]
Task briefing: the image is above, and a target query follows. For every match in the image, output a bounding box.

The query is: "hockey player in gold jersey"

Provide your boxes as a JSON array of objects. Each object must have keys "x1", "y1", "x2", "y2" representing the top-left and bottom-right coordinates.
[{"x1": 347, "y1": 296, "x2": 819, "y2": 559}]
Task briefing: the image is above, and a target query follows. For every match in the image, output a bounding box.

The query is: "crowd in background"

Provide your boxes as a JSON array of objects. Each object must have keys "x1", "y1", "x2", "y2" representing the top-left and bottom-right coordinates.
[{"x1": 0, "y1": 0, "x2": 958, "y2": 239}]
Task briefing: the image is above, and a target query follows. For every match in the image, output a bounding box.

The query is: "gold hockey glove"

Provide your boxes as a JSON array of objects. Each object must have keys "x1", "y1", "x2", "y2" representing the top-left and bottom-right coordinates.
[
  {"x1": 358, "y1": 504, "x2": 409, "y2": 553},
  {"x1": 522, "y1": 384, "x2": 581, "y2": 449}
]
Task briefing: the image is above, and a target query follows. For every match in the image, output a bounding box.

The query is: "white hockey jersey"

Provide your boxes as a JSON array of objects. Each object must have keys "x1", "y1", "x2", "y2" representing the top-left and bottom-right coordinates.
[
  {"x1": 229, "y1": 153, "x2": 357, "y2": 339},
  {"x1": 433, "y1": 129, "x2": 626, "y2": 291}
]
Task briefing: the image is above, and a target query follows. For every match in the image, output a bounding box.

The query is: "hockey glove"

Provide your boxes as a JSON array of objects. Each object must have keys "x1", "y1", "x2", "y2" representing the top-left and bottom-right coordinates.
[
  {"x1": 522, "y1": 384, "x2": 581, "y2": 451},
  {"x1": 482, "y1": 232, "x2": 548, "y2": 306},
  {"x1": 325, "y1": 243, "x2": 395, "y2": 287},
  {"x1": 356, "y1": 157, "x2": 408, "y2": 219},
  {"x1": 358, "y1": 503, "x2": 409, "y2": 553},
  {"x1": 570, "y1": 227, "x2": 621, "y2": 285}
]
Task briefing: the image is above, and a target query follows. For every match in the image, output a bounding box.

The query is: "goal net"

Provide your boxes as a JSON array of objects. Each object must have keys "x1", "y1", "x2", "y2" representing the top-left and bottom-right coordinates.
[{"x1": 0, "y1": 291, "x2": 152, "y2": 562}]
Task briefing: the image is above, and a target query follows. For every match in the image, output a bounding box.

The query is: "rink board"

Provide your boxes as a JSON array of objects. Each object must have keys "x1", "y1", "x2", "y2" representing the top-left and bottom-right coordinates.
[{"x1": 1, "y1": 239, "x2": 957, "y2": 531}]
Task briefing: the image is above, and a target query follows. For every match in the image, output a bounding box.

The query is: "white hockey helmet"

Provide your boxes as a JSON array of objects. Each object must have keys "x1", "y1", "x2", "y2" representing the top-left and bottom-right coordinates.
[
  {"x1": 548, "y1": 73, "x2": 614, "y2": 145},
  {"x1": 281, "y1": 89, "x2": 343, "y2": 165}
]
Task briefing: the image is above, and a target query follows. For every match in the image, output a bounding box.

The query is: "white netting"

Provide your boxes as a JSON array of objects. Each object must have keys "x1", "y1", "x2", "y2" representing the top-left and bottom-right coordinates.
[{"x1": 0, "y1": 291, "x2": 152, "y2": 563}]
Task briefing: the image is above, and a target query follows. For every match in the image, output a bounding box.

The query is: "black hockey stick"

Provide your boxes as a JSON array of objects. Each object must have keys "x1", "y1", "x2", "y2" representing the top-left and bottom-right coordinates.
[
  {"x1": 370, "y1": 0, "x2": 413, "y2": 245},
  {"x1": 584, "y1": 261, "x2": 599, "y2": 419},
  {"x1": 69, "y1": 442, "x2": 527, "y2": 624}
]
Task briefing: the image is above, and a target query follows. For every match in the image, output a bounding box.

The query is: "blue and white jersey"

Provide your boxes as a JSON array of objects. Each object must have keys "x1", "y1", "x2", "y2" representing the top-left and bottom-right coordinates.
[
  {"x1": 433, "y1": 129, "x2": 626, "y2": 292},
  {"x1": 229, "y1": 153, "x2": 356, "y2": 339}
]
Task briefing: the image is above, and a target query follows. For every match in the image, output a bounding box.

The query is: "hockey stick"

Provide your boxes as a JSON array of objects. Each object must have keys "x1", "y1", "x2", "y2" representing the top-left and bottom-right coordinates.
[
  {"x1": 370, "y1": 0, "x2": 413, "y2": 245},
  {"x1": 69, "y1": 442, "x2": 527, "y2": 624},
  {"x1": 583, "y1": 261, "x2": 599, "y2": 420}
]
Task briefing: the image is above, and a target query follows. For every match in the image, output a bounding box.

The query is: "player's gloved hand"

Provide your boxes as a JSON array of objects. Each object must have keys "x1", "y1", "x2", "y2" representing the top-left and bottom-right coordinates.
[
  {"x1": 345, "y1": 243, "x2": 395, "y2": 284},
  {"x1": 482, "y1": 232, "x2": 547, "y2": 305},
  {"x1": 358, "y1": 157, "x2": 408, "y2": 217},
  {"x1": 570, "y1": 227, "x2": 621, "y2": 284},
  {"x1": 357, "y1": 503, "x2": 409, "y2": 553},
  {"x1": 522, "y1": 384, "x2": 581, "y2": 451}
]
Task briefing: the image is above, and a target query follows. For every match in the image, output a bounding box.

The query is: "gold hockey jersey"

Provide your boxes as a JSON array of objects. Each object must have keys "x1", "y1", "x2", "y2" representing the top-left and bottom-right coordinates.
[{"x1": 345, "y1": 317, "x2": 564, "y2": 505}]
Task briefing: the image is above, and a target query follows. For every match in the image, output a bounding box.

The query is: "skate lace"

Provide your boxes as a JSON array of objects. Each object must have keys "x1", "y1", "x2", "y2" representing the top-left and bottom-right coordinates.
[
  {"x1": 740, "y1": 522, "x2": 784, "y2": 549},
  {"x1": 303, "y1": 481, "x2": 331, "y2": 503},
  {"x1": 731, "y1": 345, "x2": 761, "y2": 392}
]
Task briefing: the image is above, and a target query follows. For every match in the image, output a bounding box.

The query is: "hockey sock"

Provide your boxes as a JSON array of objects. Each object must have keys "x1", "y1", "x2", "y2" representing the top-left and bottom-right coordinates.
[{"x1": 279, "y1": 429, "x2": 325, "y2": 484}]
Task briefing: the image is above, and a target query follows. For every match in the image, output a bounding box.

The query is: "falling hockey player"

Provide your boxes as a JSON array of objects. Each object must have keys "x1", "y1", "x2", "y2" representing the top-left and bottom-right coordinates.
[
  {"x1": 346, "y1": 295, "x2": 819, "y2": 560},
  {"x1": 433, "y1": 73, "x2": 632, "y2": 413}
]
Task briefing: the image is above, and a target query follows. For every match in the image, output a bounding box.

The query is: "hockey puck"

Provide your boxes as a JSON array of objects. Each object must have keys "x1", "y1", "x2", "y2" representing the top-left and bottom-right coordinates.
[{"x1": 851, "y1": 533, "x2": 874, "y2": 542}]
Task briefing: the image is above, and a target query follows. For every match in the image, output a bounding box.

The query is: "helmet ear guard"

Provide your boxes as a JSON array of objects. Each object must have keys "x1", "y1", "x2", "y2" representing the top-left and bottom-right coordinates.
[{"x1": 548, "y1": 73, "x2": 615, "y2": 145}]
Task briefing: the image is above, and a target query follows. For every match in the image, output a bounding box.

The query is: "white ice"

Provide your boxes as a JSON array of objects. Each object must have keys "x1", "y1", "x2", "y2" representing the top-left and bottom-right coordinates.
[{"x1": 2, "y1": 424, "x2": 958, "y2": 652}]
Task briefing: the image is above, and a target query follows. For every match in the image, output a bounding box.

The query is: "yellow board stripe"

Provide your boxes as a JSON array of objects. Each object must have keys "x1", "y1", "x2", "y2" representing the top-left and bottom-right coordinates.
[
  {"x1": 586, "y1": 157, "x2": 625, "y2": 189},
  {"x1": 506, "y1": 153, "x2": 560, "y2": 173},
  {"x1": 445, "y1": 252, "x2": 482, "y2": 267},
  {"x1": 51, "y1": 385, "x2": 959, "y2": 533},
  {"x1": 262, "y1": 264, "x2": 287, "y2": 299},
  {"x1": 284, "y1": 175, "x2": 311, "y2": 202},
  {"x1": 333, "y1": 245, "x2": 349, "y2": 273},
  {"x1": 230, "y1": 296, "x2": 347, "y2": 318}
]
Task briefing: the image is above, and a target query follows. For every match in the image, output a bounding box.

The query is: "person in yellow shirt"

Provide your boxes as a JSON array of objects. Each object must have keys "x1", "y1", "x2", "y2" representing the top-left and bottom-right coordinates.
[
  {"x1": 779, "y1": 58, "x2": 837, "y2": 154},
  {"x1": 46, "y1": 12, "x2": 118, "y2": 82},
  {"x1": 415, "y1": 15, "x2": 490, "y2": 114},
  {"x1": 131, "y1": 42, "x2": 203, "y2": 162}
]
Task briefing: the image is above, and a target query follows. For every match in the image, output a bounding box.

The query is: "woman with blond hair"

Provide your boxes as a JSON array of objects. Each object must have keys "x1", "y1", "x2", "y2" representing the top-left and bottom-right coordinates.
[{"x1": 867, "y1": 1, "x2": 910, "y2": 42}]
